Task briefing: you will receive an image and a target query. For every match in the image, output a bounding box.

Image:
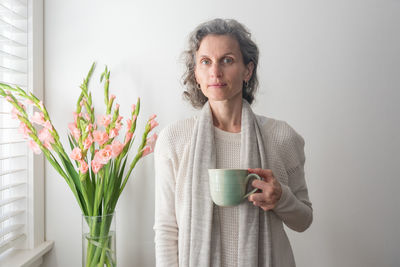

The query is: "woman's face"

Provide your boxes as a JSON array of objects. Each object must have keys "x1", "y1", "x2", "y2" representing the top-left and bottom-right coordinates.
[{"x1": 194, "y1": 34, "x2": 254, "y2": 105}]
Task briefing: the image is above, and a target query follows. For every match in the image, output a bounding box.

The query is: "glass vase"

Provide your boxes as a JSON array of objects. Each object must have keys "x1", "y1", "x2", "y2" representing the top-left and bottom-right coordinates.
[{"x1": 82, "y1": 212, "x2": 116, "y2": 267}]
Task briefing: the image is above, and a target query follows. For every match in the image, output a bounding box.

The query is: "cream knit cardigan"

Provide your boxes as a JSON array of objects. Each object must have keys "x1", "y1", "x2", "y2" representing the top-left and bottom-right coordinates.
[{"x1": 154, "y1": 115, "x2": 313, "y2": 267}]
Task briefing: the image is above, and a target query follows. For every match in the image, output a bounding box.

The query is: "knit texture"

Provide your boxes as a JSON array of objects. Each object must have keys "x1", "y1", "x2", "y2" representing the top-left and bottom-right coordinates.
[
  {"x1": 213, "y1": 127, "x2": 241, "y2": 267},
  {"x1": 154, "y1": 105, "x2": 313, "y2": 267}
]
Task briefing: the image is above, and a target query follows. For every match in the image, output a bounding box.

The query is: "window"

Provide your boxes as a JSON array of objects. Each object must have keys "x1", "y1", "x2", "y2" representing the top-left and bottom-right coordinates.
[
  {"x1": 0, "y1": 0, "x2": 52, "y2": 265},
  {"x1": 0, "y1": 0, "x2": 30, "y2": 254}
]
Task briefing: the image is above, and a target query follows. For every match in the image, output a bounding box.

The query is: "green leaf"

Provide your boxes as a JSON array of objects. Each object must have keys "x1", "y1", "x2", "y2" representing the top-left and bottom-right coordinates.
[
  {"x1": 119, "y1": 156, "x2": 128, "y2": 179},
  {"x1": 83, "y1": 178, "x2": 94, "y2": 211},
  {"x1": 68, "y1": 134, "x2": 76, "y2": 151},
  {"x1": 58, "y1": 153, "x2": 88, "y2": 214},
  {"x1": 109, "y1": 156, "x2": 129, "y2": 210}
]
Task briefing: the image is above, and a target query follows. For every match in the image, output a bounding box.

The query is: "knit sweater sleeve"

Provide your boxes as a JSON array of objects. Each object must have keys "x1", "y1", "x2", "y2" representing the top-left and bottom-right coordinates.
[
  {"x1": 153, "y1": 126, "x2": 179, "y2": 267},
  {"x1": 271, "y1": 121, "x2": 313, "y2": 232}
]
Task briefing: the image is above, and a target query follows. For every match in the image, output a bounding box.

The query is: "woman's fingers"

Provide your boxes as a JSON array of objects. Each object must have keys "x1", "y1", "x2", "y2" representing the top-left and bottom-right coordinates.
[
  {"x1": 247, "y1": 168, "x2": 283, "y2": 210},
  {"x1": 248, "y1": 192, "x2": 265, "y2": 202},
  {"x1": 251, "y1": 179, "x2": 269, "y2": 190},
  {"x1": 248, "y1": 190, "x2": 276, "y2": 204}
]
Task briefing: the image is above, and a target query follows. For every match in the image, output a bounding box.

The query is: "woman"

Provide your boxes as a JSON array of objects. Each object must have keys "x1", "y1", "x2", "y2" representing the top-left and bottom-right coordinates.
[{"x1": 154, "y1": 18, "x2": 312, "y2": 267}]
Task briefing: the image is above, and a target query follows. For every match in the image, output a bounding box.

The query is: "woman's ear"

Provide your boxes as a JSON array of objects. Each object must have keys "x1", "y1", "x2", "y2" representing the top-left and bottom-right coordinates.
[{"x1": 244, "y1": 61, "x2": 255, "y2": 82}]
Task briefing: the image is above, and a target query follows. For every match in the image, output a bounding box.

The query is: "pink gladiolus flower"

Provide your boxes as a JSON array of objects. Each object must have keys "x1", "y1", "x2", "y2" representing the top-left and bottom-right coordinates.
[
  {"x1": 126, "y1": 115, "x2": 137, "y2": 130},
  {"x1": 38, "y1": 128, "x2": 55, "y2": 144},
  {"x1": 98, "y1": 114, "x2": 112, "y2": 127},
  {"x1": 83, "y1": 135, "x2": 93, "y2": 150},
  {"x1": 38, "y1": 128, "x2": 54, "y2": 151},
  {"x1": 11, "y1": 107, "x2": 20, "y2": 119},
  {"x1": 84, "y1": 113, "x2": 91, "y2": 121},
  {"x1": 11, "y1": 102, "x2": 26, "y2": 119},
  {"x1": 110, "y1": 94, "x2": 116, "y2": 101},
  {"x1": 80, "y1": 99, "x2": 86, "y2": 106},
  {"x1": 68, "y1": 122, "x2": 81, "y2": 141},
  {"x1": 91, "y1": 159, "x2": 103, "y2": 174},
  {"x1": 73, "y1": 112, "x2": 78, "y2": 123},
  {"x1": 147, "y1": 133, "x2": 157, "y2": 146},
  {"x1": 131, "y1": 104, "x2": 136, "y2": 113},
  {"x1": 149, "y1": 114, "x2": 157, "y2": 120},
  {"x1": 150, "y1": 119, "x2": 159, "y2": 131},
  {"x1": 146, "y1": 133, "x2": 157, "y2": 152},
  {"x1": 18, "y1": 122, "x2": 31, "y2": 138},
  {"x1": 141, "y1": 146, "x2": 153, "y2": 157},
  {"x1": 115, "y1": 103, "x2": 120, "y2": 110},
  {"x1": 93, "y1": 130, "x2": 109, "y2": 146},
  {"x1": 79, "y1": 160, "x2": 89, "y2": 174},
  {"x1": 44, "y1": 121, "x2": 53, "y2": 131},
  {"x1": 86, "y1": 124, "x2": 93, "y2": 132},
  {"x1": 94, "y1": 146, "x2": 112, "y2": 165},
  {"x1": 43, "y1": 141, "x2": 53, "y2": 150},
  {"x1": 115, "y1": 122, "x2": 122, "y2": 131},
  {"x1": 68, "y1": 122, "x2": 76, "y2": 132},
  {"x1": 111, "y1": 140, "x2": 124, "y2": 158},
  {"x1": 109, "y1": 128, "x2": 118, "y2": 138},
  {"x1": 142, "y1": 133, "x2": 157, "y2": 157},
  {"x1": 124, "y1": 131, "x2": 133, "y2": 145},
  {"x1": 70, "y1": 147, "x2": 82, "y2": 161},
  {"x1": 116, "y1": 115, "x2": 123, "y2": 123},
  {"x1": 31, "y1": 112, "x2": 46, "y2": 125},
  {"x1": 28, "y1": 140, "x2": 41, "y2": 154}
]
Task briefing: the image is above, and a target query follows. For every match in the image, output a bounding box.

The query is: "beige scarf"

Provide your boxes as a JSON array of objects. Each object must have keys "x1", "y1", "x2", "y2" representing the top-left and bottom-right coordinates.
[{"x1": 181, "y1": 100, "x2": 272, "y2": 267}]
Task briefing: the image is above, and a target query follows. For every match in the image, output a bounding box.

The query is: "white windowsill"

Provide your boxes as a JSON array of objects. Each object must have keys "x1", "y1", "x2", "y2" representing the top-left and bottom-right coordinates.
[{"x1": 0, "y1": 241, "x2": 54, "y2": 267}]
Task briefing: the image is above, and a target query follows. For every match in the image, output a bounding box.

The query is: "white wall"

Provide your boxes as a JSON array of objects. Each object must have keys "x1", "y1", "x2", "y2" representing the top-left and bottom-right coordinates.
[{"x1": 42, "y1": 0, "x2": 400, "y2": 266}]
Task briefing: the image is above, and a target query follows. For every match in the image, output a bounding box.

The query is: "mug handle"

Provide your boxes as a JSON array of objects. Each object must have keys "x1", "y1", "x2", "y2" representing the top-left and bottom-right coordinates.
[{"x1": 243, "y1": 173, "x2": 262, "y2": 199}]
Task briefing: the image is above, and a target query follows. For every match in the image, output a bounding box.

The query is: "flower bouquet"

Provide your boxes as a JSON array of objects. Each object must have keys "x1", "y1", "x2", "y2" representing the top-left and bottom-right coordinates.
[{"x1": 0, "y1": 63, "x2": 158, "y2": 267}]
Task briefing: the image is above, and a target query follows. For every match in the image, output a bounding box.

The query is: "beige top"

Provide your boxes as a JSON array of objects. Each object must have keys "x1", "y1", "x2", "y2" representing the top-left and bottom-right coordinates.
[
  {"x1": 213, "y1": 126, "x2": 241, "y2": 267},
  {"x1": 154, "y1": 115, "x2": 313, "y2": 267}
]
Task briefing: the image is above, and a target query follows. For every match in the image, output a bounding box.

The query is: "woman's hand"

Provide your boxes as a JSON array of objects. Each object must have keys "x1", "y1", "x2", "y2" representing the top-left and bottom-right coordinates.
[{"x1": 248, "y1": 168, "x2": 282, "y2": 211}]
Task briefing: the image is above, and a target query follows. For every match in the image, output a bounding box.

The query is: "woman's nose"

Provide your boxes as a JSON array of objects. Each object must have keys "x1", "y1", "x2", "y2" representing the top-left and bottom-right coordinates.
[{"x1": 210, "y1": 63, "x2": 222, "y2": 78}]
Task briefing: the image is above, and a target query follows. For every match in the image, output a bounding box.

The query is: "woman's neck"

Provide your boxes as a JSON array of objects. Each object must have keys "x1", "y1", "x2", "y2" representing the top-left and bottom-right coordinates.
[{"x1": 209, "y1": 98, "x2": 242, "y2": 133}]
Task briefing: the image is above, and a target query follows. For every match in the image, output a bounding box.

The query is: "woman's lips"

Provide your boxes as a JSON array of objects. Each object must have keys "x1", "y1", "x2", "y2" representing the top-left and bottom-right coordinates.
[{"x1": 208, "y1": 83, "x2": 227, "y2": 88}]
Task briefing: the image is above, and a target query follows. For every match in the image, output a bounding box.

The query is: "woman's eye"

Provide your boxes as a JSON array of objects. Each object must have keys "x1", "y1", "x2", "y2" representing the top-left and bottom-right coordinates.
[
  {"x1": 222, "y1": 57, "x2": 233, "y2": 64},
  {"x1": 201, "y1": 59, "x2": 211, "y2": 65}
]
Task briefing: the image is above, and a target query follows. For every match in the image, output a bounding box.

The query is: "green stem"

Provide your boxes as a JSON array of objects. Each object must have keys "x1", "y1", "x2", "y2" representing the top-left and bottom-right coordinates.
[
  {"x1": 89, "y1": 214, "x2": 114, "y2": 267},
  {"x1": 80, "y1": 179, "x2": 92, "y2": 216}
]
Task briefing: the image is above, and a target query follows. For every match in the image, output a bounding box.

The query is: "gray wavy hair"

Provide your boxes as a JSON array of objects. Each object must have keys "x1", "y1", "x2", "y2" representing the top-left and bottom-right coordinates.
[{"x1": 182, "y1": 18, "x2": 259, "y2": 109}]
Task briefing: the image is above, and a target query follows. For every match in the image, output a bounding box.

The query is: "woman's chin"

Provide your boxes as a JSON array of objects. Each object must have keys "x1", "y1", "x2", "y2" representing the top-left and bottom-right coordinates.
[{"x1": 207, "y1": 92, "x2": 242, "y2": 103}]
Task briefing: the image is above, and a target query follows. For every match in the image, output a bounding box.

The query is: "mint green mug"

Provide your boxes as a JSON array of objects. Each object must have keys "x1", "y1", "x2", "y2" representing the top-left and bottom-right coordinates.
[{"x1": 208, "y1": 169, "x2": 262, "y2": 207}]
